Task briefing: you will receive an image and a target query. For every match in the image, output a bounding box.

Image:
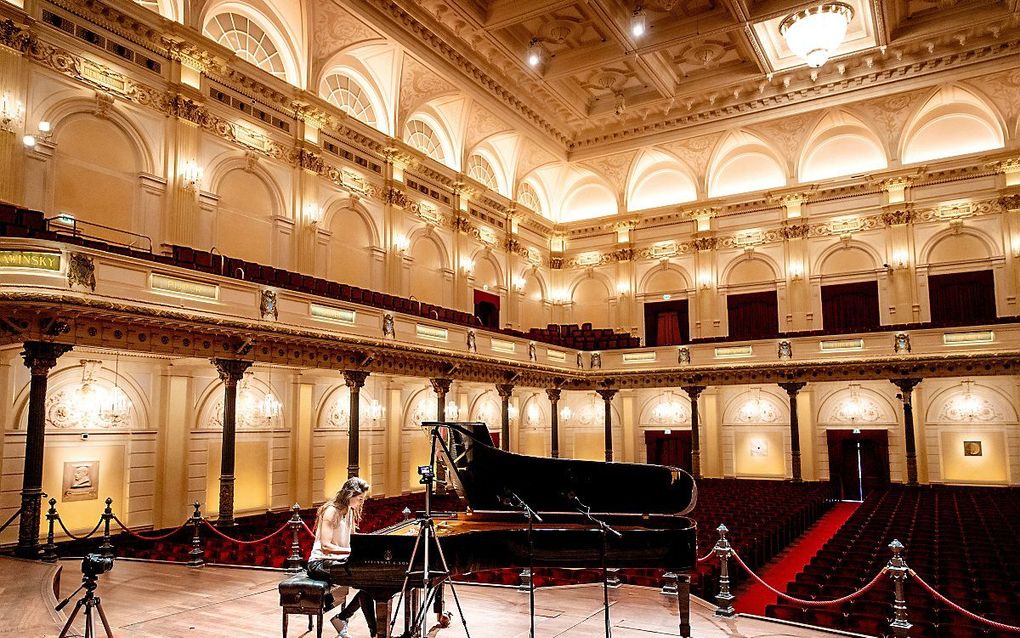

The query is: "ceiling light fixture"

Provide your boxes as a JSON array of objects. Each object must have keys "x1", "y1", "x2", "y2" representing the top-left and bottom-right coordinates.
[
  {"x1": 779, "y1": 2, "x2": 854, "y2": 68},
  {"x1": 527, "y1": 38, "x2": 544, "y2": 68},
  {"x1": 631, "y1": 6, "x2": 647, "y2": 38}
]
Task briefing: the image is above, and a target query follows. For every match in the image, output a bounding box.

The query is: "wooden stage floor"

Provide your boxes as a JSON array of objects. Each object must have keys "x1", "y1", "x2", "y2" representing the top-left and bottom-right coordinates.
[{"x1": 1, "y1": 557, "x2": 863, "y2": 637}]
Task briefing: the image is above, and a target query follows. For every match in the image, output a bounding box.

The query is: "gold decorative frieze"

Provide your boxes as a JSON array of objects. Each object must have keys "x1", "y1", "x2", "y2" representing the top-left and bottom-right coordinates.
[
  {"x1": 0, "y1": 250, "x2": 61, "y2": 271},
  {"x1": 150, "y1": 274, "x2": 218, "y2": 300},
  {"x1": 310, "y1": 303, "x2": 356, "y2": 325}
]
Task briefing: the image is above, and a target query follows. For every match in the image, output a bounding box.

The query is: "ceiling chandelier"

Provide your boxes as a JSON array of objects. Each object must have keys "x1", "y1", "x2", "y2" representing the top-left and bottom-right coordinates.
[
  {"x1": 950, "y1": 380, "x2": 983, "y2": 422},
  {"x1": 779, "y1": 2, "x2": 854, "y2": 68},
  {"x1": 651, "y1": 391, "x2": 687, "y2": 424},
  {"x1": 259, "y1": 367, "x2": 282, "y2": 419}
]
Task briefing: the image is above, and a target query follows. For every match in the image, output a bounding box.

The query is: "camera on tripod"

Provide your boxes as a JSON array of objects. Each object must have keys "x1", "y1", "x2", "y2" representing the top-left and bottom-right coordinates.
[
  {"x1": 82, "y1": 553, "x2": 114, "y2": 579},
  {"x1": 417, "y1": 464, "x2": 434, "y2": 486}
]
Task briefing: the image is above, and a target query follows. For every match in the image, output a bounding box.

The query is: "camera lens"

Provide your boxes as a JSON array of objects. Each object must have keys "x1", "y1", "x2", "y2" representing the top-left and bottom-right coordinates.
[{"x1": 81, "y1": 553, "x2": 114, "y2": 577}]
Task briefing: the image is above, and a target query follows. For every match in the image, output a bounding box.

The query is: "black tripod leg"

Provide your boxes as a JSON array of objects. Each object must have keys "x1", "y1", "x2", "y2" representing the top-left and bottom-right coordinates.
[
  {"x1": 58, "y1": 599, "x2": 85, "y2": 638},
  {"x1": 430, "y1": 537, "x2": 471, "y2": 638},
  {"x1": 95, "y1": 598, "x2": 114, "y2": 638}
]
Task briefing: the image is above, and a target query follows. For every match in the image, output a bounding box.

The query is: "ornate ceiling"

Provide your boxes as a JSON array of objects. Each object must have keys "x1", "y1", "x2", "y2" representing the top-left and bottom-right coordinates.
[{"x1": 359, "y1": 0, "x2": 1020, "y2": 153}]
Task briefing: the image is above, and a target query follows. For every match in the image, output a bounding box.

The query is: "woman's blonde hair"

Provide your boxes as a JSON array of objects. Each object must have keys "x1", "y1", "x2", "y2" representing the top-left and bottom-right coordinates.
[{"x1": 318, "y1": 476, "x2": 370, "y2": 528}]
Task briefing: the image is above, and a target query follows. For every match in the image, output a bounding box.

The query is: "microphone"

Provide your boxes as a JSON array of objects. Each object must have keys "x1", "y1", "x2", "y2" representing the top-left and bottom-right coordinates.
[{"x1": 502, "y1": 489, "x2": 544, "y2": 523}]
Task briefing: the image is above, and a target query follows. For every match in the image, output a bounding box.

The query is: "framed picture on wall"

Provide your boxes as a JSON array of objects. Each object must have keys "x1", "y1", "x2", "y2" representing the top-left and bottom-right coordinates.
[
  {"x1": 62, "y1": 461, "x2": 99, "y2": 502},
  {"x1": 963, "y1": 440, "x2": 983, "y2": 457}
]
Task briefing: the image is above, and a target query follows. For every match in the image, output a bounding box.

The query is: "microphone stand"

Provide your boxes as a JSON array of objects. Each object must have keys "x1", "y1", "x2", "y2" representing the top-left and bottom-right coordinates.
[
  {"x1": 574, "y1": 496, "x2": 622, "y2": 638},
  {"x1": 503, "y1": 490, "x2": 542, "y2": 638}
]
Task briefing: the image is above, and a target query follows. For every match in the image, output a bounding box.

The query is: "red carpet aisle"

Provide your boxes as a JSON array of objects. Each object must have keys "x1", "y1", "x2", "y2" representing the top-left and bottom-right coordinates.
[{"x1": 735, "y1": 501, "x2": 860, "y2": 615}]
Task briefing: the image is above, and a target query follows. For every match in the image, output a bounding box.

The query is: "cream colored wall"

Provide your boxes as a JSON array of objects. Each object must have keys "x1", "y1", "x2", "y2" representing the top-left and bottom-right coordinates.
[
  {"x1": 733, "y1": 429, "x2": 787, "y2": 478},
  {"x1": 939, "y1": 431, "x2": 1009, "y2": 484}
]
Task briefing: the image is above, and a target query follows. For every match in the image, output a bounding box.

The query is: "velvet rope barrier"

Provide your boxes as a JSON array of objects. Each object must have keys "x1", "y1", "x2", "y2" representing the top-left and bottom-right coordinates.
[
  {"x1": 201, "y1": 519, "x2": 292, "y2": 545},
  {"x1": 697, "y1": 548, "x2": 716, "y2": 563},
  {"x1": 0, "y1": 508, "x2": 21, "y2": 535},
  {"x1": 112, "y1": 515, "x2": 191, "y2": 542},
  {"x1": 301, "y1": 520, "x2": 315, "y2": 537},
  {"x1": 731, "y1": 549, "x2": 887, "y2": 607},
  {"x1": 56, "y1": 516, "x2": 104, "y2": 541},
  {"x1": 910, "y1": 569, "x2": 1020, "y2": 633}
]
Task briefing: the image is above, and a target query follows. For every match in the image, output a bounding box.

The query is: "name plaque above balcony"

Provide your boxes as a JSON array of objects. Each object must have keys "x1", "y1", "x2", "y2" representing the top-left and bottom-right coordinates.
[
  {"x1": 943, "y1": 331, "x2": 994, "y2": 346},
  {"x1": 622, "y1": 352, "x2": 657, "y2": 364},
  {"x1": 310, "y1": 303, "x2": 356, "y2": 325},
  {"x1": 150, "y1": 274, "x2": 218, "y2": 300},
  {"x1": 490, "y1": 338, "x2": 516, "y2": 354},
  {"x1": 820, "y1": 338, "x2": 865, "y2": 352},
  {"x1": 715, "y1": 345, "x2": 753, "y2": 359},
  {"x1": 546, "y1": 349, "x2": 567, "y2": 362},
  {"x1": 0, "y1": 250, "x2": 61, "y2": 271},
  {"x1": 416, "y1": 324, "x2": 449, "y2": 342}
]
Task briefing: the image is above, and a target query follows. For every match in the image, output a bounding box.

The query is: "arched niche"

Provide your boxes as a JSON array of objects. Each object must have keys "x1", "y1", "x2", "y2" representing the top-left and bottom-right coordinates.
[
  {"x1": 518, "y1": 269, "x2": 547, "y2": 330},
  {"x1": 626, "y1": 150, "x2": 698, "y2": 211},
  {"x1": 708, "y1": 132, "x2": 787, "y2": 198},
  {"x1": 212, "y1": 167, "x2": 278, "y2": 264},
  {"x1": 570, "y1": 275, "x2": 613, "y2": 326},
  {"x1": 640, "y1": 265, "x2": 690, "y2": 296},
  {"x1": 560, "y1": 181, "x2": 618, "y2": 222},
  {"x1": 724, "y1": 256, "x2": 778, "y2": 287},
  {"x1": 326, "y1": 204, "x2": 377, "y2": 288},
  {"x1": 799, "y1": 111, "x2": 887, "y2": 182},
  {"x1": 722, "y1": 388, "x2": 790, "y2": 426},
  {"x1": 817, "y1": 243, "x2": 880, "y2": 276},
  {"x1": 923, "y1": 231, "x2": 994, "y2": 265},
  {"x1": 51, "y1": 112, "x2": 146, "y2": 235},
  {"x1": 902, "y1": 86, "x2": 1004, "y2": 164},
  {"x1": 407, "y1": 232, "x2": 449, "y2": 305}
]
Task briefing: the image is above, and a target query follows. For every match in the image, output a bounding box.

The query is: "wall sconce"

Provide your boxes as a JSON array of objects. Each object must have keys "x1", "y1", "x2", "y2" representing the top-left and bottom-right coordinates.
[
  {"x1": 559, "y1": 405, "x2": 573, "y2": 422},
  {"x1": 368, "y1": 399, "x2": 383, "y2": 421},
  {"x1": 395, "y1": 234, "x2": 410, "y2": 252},
  {"x1": 512, "y1": 276, "x2": 526, "y2": 292},
  {"x1": 37, "y1": 120, "x2": 52, "y2": 141},
  {"x1": 22, "y1": 134, "x2": 35, "y2": 148},
  {"x1": 698, "y1": 272, "x2": 713, "y2": 290},
  {"x1": 181, "y1": 160, "x2": 203, "y2": 191},
  {"x1": 0, "y1": 93, "x2": 24, "y2": 133},
  {"x1": 616, "y1": 281, "x2": 630, "y2": 295},
  {"x1": 892, "y1": 250, "x2": 909, "y2": 270},
  {"x1": 462, "y1": 258, "x2": 474, "y2": 275},
  {"x1": 789, "y1": 262, "x2": 804, "y2": 280},
  {"x1": 304, "y1": 202, "x2": 323, "y2": 226},
  {"x1": 1011, "y1": 236, "x2": 1020, "y2": 258}
]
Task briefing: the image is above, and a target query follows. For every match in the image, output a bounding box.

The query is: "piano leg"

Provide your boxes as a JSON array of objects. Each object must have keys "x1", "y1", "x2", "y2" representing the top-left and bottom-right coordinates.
[
  {"x1": 676, "y1": 572, "x2": 691, "y2": 638},
  {"x1": 376, "y1": 597, "x2": 394, "y2": 638}
]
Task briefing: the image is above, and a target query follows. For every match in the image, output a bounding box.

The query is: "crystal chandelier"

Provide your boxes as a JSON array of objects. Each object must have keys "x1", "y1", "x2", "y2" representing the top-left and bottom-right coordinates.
[
  {"x1": 780, "y1": 2, "x2": 854, "y2": 68},
  {"x1": 445, "y1": 400, "x2": 459, "y2": 420},
  {"x1": 651, "y1": 391, "x2": 687, "y2": 424},
  {"x1": 951, "y1": 381, "x2": 982, "y2": 422},
  {"x1": 841, "y1": 384, "x2": 864, "y2": 423},
  {"x1": 74, "y1": 360, "x2": 104, "y2": 422},
  {"x1": 99, "y1": 353, "x2": 130, "y2": 421},
  {"x1": 257, "y1": 367, "x2": 282, "y2": 419}
]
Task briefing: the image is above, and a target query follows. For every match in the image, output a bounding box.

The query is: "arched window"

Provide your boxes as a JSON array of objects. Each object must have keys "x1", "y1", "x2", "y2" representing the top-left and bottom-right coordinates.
[
  {"x1": 320, "y1": 73, "x2": 377, "y2": 128},
  {"x1": 518, "y1": 182, "x2": 542, "y2": 215},
  {"x1": 404, "y1": 119, "x2": 445, "y2": 163},
  {"x1": 467, "y1": 154, "x2": 498, "y2": 190},
  {"x1": 204, "y1": 13, "x2": 287, "y2": 80}
]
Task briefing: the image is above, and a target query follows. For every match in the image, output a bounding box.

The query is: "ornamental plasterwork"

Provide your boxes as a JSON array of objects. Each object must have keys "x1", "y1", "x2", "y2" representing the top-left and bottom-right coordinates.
[
  {"x1": 936, "y1": 393, "x2": 1004, "y2": 424},
  {"x1": 205, "y1": 388, "x2": 276, "y2": 430},
  {"x1": 45, "y1": 384, "x2": 133, "y2": 430},
  {"x1": 830, "y1": 396, "x2": 885, "y2": 424},
  {"x1": 324, "y1": 389, "x2": 377, "y2": 430},
  {"x1": 732, "y1": 396, "x2": 782, "y2": 424}
]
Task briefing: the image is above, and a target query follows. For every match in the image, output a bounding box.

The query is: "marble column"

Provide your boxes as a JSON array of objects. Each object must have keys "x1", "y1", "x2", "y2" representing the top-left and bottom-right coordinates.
[
  {"x1": 546, "y1": 388, "x2": 561, "y2": 458},
  {"x1": 344, "y1": 370, "x2": 370, "y2": 479},
  {"x1": 16, "y1": 342, "x2": 72, "y2": 558},
  {"x1": 682, "y1": 386, "x2": 706, "y2": 478},
  {"x1": 891, "y1": 378, "x2": 922, "y2": 486},
  {"x1": 212, "y1": 358, "x2": 253, "y2": 526},
  {"x1": 779, "y1": 382, "x2": 807, "y2": 482},
  {"x1": 496, "y1": 383, "x2": 515, "y2": 451},
  {"x1": 596, "y1": 388, "x2": 619, "y2": 462}
]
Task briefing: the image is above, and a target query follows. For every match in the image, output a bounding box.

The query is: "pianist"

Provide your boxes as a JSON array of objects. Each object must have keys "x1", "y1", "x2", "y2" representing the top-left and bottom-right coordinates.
[{"x1": 308, "y1": 477, "x2": 378, "y2": 637}]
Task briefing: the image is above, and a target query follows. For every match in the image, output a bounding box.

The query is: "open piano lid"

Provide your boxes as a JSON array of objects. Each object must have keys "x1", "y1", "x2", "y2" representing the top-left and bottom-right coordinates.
[{"x1": 426, "y1": 421, "x2": 697, "y2": 516}]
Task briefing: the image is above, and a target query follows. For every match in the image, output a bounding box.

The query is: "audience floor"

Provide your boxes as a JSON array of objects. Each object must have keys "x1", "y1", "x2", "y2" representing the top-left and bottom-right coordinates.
[{"x1": 35, "y1": 558, "x2": 861, "y2": 638}]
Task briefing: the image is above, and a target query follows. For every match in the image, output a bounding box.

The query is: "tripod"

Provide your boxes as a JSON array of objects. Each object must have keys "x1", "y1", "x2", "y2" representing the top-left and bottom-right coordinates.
[
  {"x1": 388, "y1": 423, "x2": 472, "y2": 638},
  {"x1": 574, "y1": 496, "x2": 622, "y2": 638},
  {"x1": 56, "y1": 575, "x2": 113, "y2": 638}
]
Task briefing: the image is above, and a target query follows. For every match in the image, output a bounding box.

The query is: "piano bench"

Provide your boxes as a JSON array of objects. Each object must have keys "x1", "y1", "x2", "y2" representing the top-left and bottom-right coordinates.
[{"x1": 278, "y1": 571, "x2": 347, "y2": 638}]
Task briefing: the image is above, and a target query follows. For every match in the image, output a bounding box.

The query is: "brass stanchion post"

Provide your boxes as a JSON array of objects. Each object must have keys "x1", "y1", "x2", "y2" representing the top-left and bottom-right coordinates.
[{"x1": 714, "y1": 524, "x2": 735, "y2": 617}]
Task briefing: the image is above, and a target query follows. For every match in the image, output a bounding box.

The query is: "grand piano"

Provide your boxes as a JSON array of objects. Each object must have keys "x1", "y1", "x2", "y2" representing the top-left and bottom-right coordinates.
[{"x1": 328, "y1": 422, "x2": 698, "y2": 637}]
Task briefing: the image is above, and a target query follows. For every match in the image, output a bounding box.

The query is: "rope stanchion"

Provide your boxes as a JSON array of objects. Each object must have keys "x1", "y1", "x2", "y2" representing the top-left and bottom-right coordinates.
[
  {"x1": 56, "y1": 515, "x2": 104, "y2": 541},
  {"x1": 42, "y1": 499, "x2": 58, "y2": 563},
  {"x1": 99, "y1": 497, "x2": 114, "y2": 557},
  {"x1": 731, "y1": 549, "x2": 887, "y2": 607},
  {"x1": 112, "y1": 515, "x2": 191, "y2": 542},
  {"x1": 910, "y1": 569, "x2": 1020, "y2": 633},
  {"x1": 285, "y1": 504, "x2": 304, "y2": 571},
  {"x1": 202, "y1": 518, "x2": 291, "y2": 545},
  {"x1": 696, "y1": 548, "x2": 715, "y2": 563},
  {"x1": 187, "y1": 502, "x2": 205, "y2": 568}
]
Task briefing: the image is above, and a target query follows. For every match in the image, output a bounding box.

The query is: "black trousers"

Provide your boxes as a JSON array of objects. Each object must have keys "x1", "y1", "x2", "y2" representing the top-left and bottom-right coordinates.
[{"x1": 307, "y1": 559, "x2": 378, "y2": 636}]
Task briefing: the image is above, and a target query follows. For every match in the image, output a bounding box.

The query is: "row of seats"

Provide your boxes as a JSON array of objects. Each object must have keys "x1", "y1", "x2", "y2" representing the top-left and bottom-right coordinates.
[
  {"x1": 766, "y1": 485, "x2": 1020, "y2": 638},
  {"x1": 524, "y1": 323, "x2": 641, "y2": 350}
]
